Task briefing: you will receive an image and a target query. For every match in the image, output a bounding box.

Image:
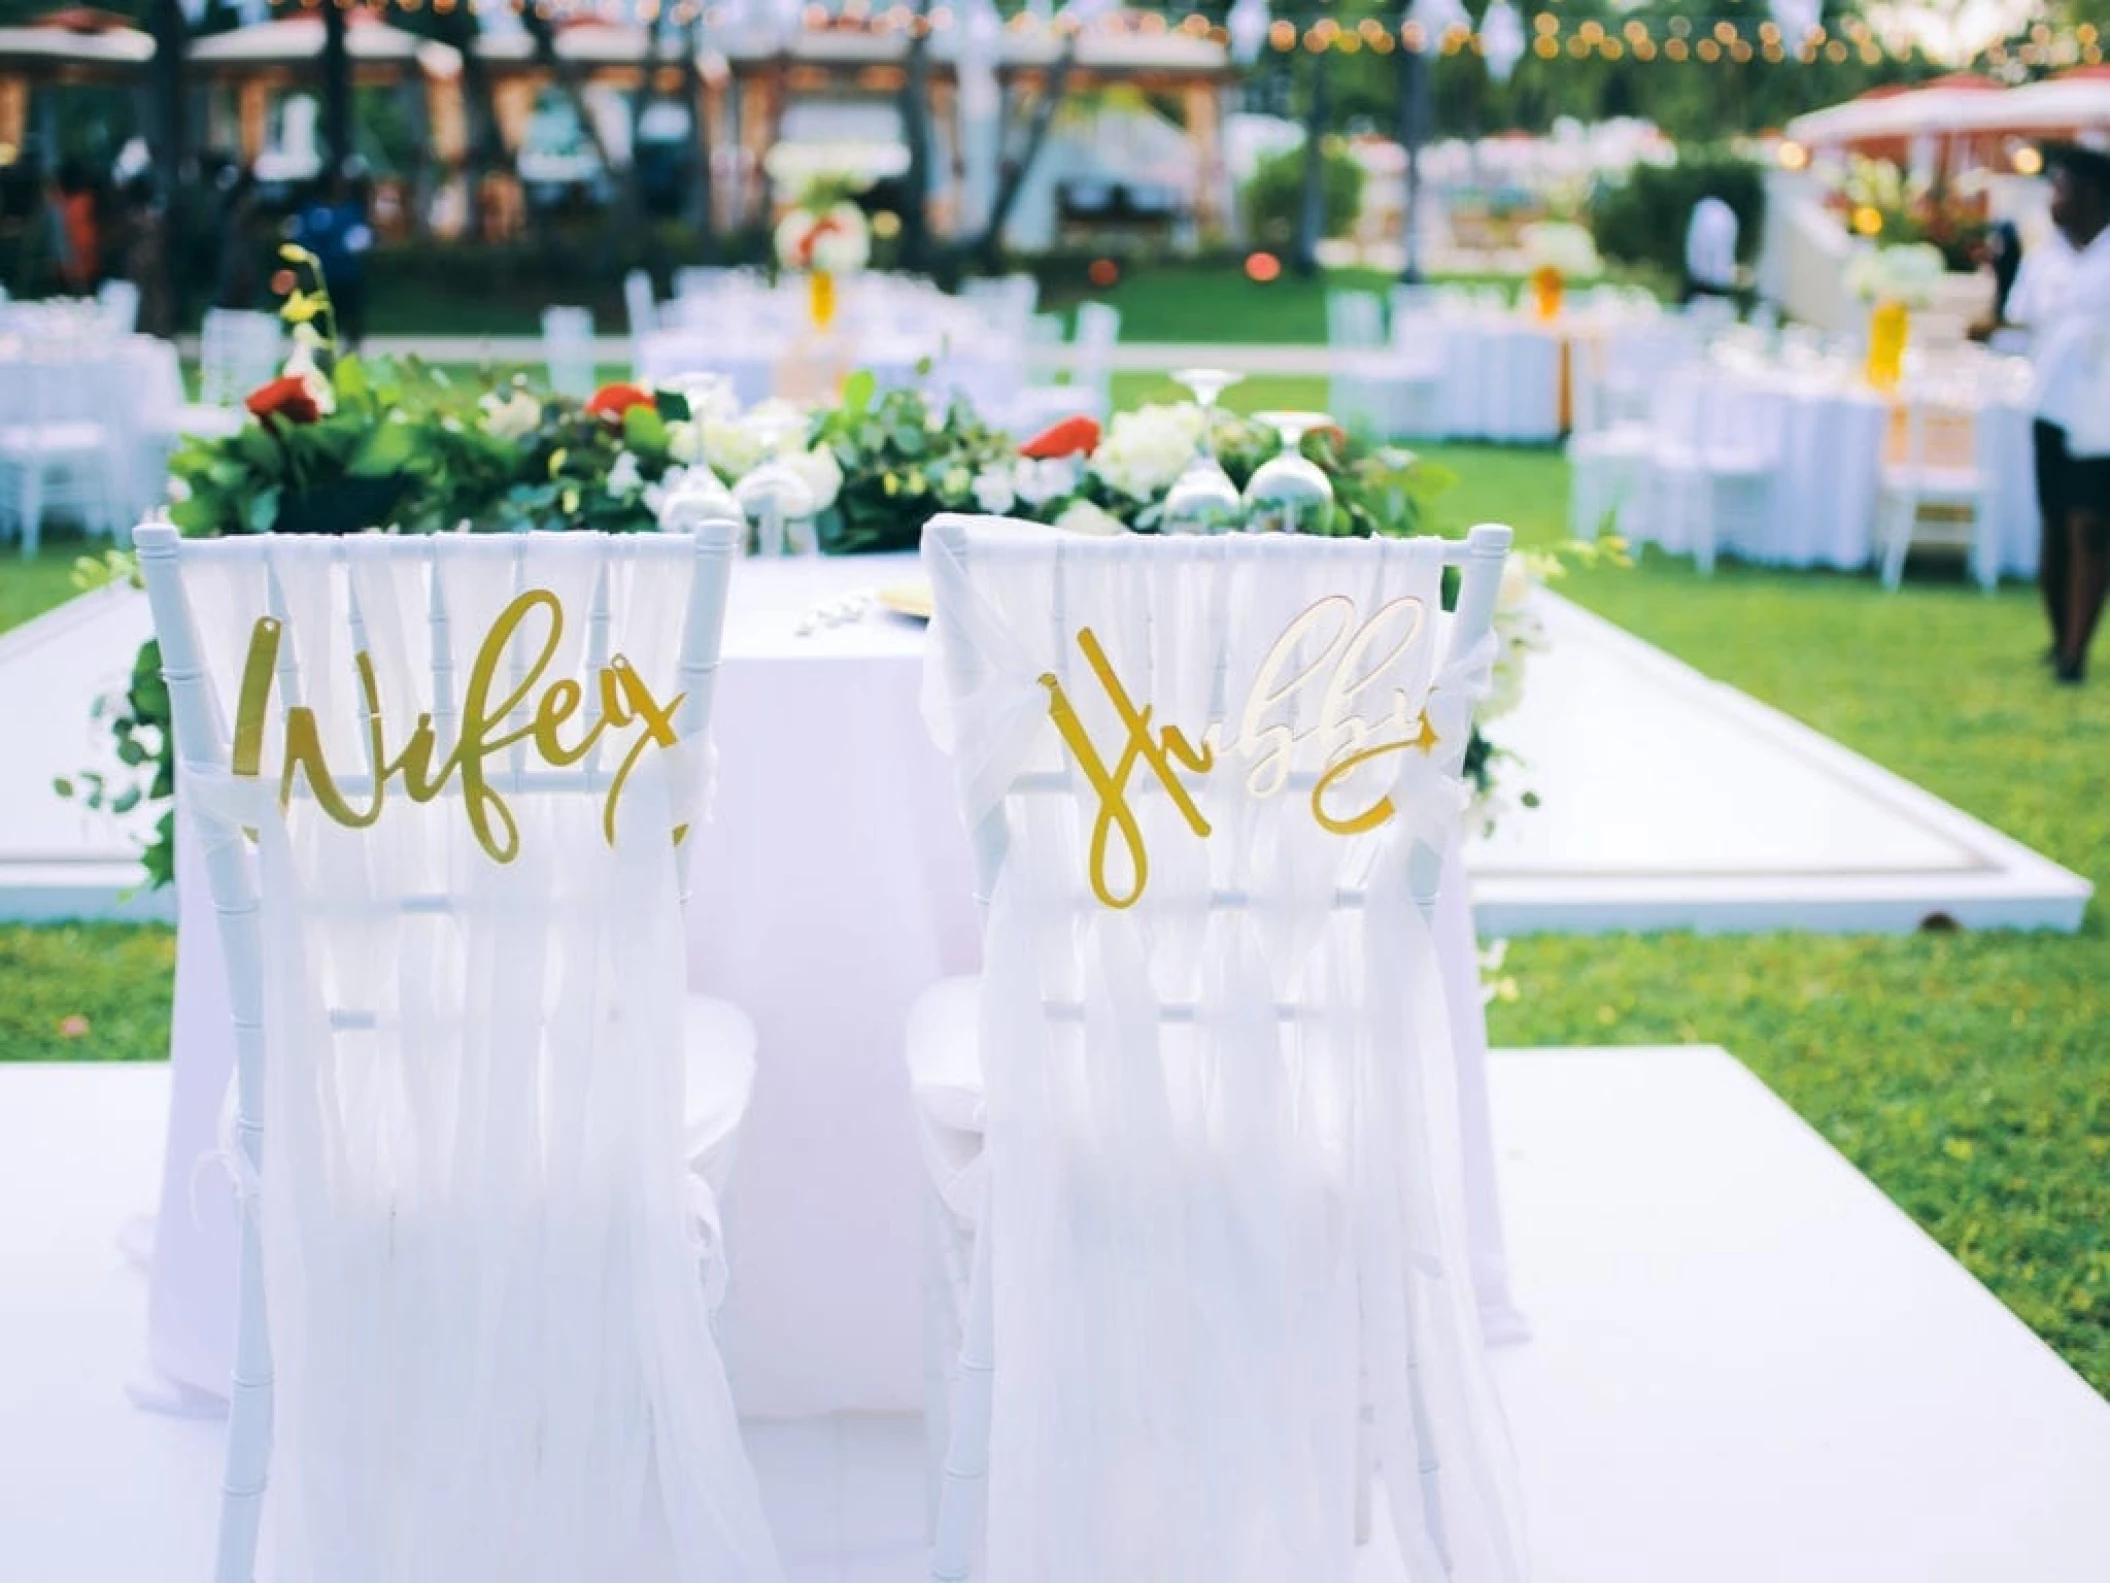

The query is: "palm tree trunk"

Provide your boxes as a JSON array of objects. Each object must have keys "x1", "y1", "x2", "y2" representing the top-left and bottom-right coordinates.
[
  {"x1": 687, "y1": 15, "x2": 717, "y2": 255},
  {"x1": 1397, "y1": 18, "x2": 1427, "y2": 283},
  {"x1": 146, "y1": 0, "x2": 186, "y2": 319},
  {"x1": 1293, "y1": 46, "x2": 1331, "y2": 277},
  {"x1": 445, "y1": 6, "x2": 502, "y2": 240},
  {"x1": 897, "y1": 0, "x2": 935, "y2": 273},
  {"x1": 322, "y1": 2, "x2": 352, "y2": 173},
  {"x1": 971, "y1": 38, "x2": 1075, "y2": 272}
]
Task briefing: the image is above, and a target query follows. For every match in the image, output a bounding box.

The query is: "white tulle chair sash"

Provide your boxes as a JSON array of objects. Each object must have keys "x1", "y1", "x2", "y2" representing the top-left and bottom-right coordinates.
[{"x1": 918, "y1": 518, "x2": 1528, "y2": 1582}]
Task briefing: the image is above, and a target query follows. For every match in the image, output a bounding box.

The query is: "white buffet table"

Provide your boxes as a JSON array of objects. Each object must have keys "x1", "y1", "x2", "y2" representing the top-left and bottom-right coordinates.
[{"x1": 140, "y1": 552, "x2": 1520, "y2": 1420}]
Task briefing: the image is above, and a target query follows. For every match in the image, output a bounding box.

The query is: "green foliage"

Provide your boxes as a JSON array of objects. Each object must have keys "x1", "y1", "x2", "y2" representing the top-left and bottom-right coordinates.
[
  {"x1": 1592, "y1": 147, "x2": 1767, "y2": 281},
  {"x1": 1244, "y1": 139, "x2": 1366, "y2": 250},
  {"x1": 809, "y1": 381, "x2": 1016, "y2": 555}
]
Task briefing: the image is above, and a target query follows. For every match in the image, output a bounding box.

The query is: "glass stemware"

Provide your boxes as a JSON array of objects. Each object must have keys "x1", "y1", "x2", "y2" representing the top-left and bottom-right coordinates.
[
  {"x1": 1241, "y1": 411, "x2": 1336, "y2": 535},
  {"x1": 733, "y1": 407, "x2": 819, "y2": 556},
  {"x1": 1159, "y1": 366, "x2": 1244, "y2": 535}
]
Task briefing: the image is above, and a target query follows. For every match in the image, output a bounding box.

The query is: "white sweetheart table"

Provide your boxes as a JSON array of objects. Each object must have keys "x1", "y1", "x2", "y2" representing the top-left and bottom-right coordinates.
[{"x1": 142, "y1": 552, "x2": 1521, "y2": 1420}]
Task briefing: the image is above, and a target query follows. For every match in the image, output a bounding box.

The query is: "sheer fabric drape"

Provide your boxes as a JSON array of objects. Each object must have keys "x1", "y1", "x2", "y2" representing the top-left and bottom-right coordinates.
[
  {"x1": 922, "y1": 524, "x2": 1529, "y2": 1582},
  {"x1": 172, "y1": 534, "x2": 781, "y2": 1583}
]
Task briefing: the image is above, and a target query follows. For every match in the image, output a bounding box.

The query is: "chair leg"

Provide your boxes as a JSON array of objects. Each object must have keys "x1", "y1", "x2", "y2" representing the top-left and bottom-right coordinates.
[
  {"x1": 21, "y1": 467, "x2": 43, "y2": 560},
  {"x1": 1354, "y1": 1357, "x2": 1375, "y2": 1546},
  {"x1": 924, "y1": 1189, "x2": 968, "y2": 1544},
  {"x1": 931, "y1": 1203, "x2": 994, "y2": 1583},
  {"x1": 214, "y1": 1132, "x2": 273, "y2": 1583},
  {"x1": 1692, "y1": 476, "x2": 1717, "y2": 576},
  {"x1": 1890, "y1": 498, "x2": 1924, "y2": 590}
]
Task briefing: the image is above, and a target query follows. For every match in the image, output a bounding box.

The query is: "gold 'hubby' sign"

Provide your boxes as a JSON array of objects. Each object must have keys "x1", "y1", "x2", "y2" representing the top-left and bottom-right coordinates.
[
  {"x1": 230, "y1": 588, "x2": 687, "y2": 863},
  {"x1": 1040, "y1": 595, "x2": 1440, "y2": 910}
]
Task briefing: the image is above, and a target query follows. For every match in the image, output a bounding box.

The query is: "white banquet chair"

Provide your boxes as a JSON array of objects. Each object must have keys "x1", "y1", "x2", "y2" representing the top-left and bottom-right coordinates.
[
  {"x1": 1645, "y1": 360, "x2": 1778, "y2": 574},
  {"x1": 624, "y1": 267, "x2": 661, "y2": 357},
  {"x1": 155, "y1": 308, "x2": 284, "y2": 448},
  {"x1": 1877, "y1": 383, "x2": 1998, "y2": 592},
  {"x1": 134, "y1": 522, "x2": 782, "y2": 1583},
  {"x1": 98, "y1": 276, "x2": 141, "y2": 335},
  {"x1": 910, "y1": 517, "x2": 1528, "y2": 1583},
  {"x1": 541, "y1": 304, "x2": 597, "y2": 399},
  {"x1": 999, "y1": 301, "x2": 1120, "y2": 433},
  {"x1": 0, "y1": 341, "x2": 122, "y2": 555}
]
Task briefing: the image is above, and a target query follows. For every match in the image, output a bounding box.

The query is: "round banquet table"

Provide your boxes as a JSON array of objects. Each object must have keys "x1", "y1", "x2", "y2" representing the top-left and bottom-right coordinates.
[
  {"x1": 1636, "y1": 359, "x2": 2041, "y2": 579},
  {"x1": 140, "y1": 553, "x2": 1522, "y2": 1420}
]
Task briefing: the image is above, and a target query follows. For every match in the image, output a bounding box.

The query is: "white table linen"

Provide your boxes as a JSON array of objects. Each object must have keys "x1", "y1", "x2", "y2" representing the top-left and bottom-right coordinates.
[
  {"x1": 0, "y1": 331, "x2": 183, "y2": 524},
  {"x1": 142, "y1": 552, "x2": 1520, "y2": 1419},
  {"x1": 1625, "y1": 355, "x2": 2041, "y2": 578}
]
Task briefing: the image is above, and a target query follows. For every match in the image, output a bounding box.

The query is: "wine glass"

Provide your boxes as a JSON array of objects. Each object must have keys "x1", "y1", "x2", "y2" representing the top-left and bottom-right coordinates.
[
  {"x1": 1241, "y1": 411, "x2": 1336, "y2": 535},
  {"x1": 1159, "y1": 367, "x2": 1244, "y2": 535},
  {"x1": 733, "y1": 407, "x2": 819, "y2": 556},
  {"x1": 657, "y1": 466, "x2": 742, "y2": 534}
]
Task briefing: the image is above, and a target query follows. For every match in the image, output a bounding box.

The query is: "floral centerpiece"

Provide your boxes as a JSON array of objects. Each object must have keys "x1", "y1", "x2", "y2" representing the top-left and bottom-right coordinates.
[
  {"x1": 773, "y1": 175, "x2": 872, "y2": 334},
  {"x1": 69, "y1": 254, "x2": 1606, "y2": 888},
  {"x1": 1846, "y1": 241, "x2": 1945, "y2": 391},
  {"x1": 1832, "y1": 155, "x2": 1988, "y2": 271},
  {"x1": 1517, "y1": 221, "x2": 1604, "y2": 321}
]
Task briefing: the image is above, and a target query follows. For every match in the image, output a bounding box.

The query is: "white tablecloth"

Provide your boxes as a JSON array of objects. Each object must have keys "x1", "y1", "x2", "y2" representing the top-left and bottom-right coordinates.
[
  {"x1": 1629, "y1": 364, "x2": 2040, "y2": 578},
  {"x1": 141, "y1": 553, "x2": 1520, "y2": 1419}
]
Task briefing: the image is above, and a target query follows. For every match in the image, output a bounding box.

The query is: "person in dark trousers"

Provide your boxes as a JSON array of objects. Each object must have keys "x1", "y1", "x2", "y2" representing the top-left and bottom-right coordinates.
[
  {"x1": 2007, "y1": 145, "x2": 2110, "y2": 684},
  {"x1": 290, "y1": 165, "x2": 374, "y2": 348}
]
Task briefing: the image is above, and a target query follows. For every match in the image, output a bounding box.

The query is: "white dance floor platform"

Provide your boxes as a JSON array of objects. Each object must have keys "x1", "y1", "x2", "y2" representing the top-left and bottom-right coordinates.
[
  {"x1": 3, "y1": 1052, "x2": 2106, "y2": 1583},
  {"x1": 0, "y1": 585, "x2": 2089, "y2": 933}
]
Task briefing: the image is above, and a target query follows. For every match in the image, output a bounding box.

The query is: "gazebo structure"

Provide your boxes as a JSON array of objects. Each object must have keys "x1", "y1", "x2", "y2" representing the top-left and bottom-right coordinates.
[
  {"x1": 449, "y1": 10, "x2": 1237, "y2": 249},
  {"x1": 0, "y1": 7, "x2": 152, "y2": 168},
  {"x1": 185, "y1": 13, "x2": 459, "y2": 191},
  {"x1": 1783, "y1": 72, "x2": 2108, "y2": 182}
]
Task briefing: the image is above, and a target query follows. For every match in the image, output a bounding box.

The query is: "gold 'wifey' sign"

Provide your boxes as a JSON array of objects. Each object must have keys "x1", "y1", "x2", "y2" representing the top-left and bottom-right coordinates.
[
  {"x1": 1039, "y1": 595, "x2": 1441, "y2": 910},
  {"x1": 230, "y1": 588, "x2": 687, "y2": 863}
]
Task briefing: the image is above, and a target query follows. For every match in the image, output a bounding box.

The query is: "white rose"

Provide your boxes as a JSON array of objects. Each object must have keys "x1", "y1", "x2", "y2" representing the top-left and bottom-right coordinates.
[
  {"x1": 1013, "y1": 457, "x2": 1074, "y2": 507},
  {"x1": 702, "y1": 416, "x2": 765, "y2": 480},
  {"x1": 971, "y1": 465, "x2": 1017, "y2": 515},
  {"x1": 785, "y1": 446, "x2": 843, "y2": 515},
  {"x1": 1054, "y1": 500, "x2": 1129, "y2": 537},
  {"x1": 1088, "y1": 404, "x2": 1204, "y2": 503},
  {"x1": 665, "y1": 417, "x2": 705, "y2": 465},
  {"x1": 606, "y1": 450, "x2": 644, "y2": 500},
  {"x1": 1497, "y1": 555, "x2": 1537, "y2": 612},
  {"x1": 282, "y1": 340, "x2": 336, "y2": 417},
  {"x1": 480, "y1": 389, "x2": 541, "y2": 443}
]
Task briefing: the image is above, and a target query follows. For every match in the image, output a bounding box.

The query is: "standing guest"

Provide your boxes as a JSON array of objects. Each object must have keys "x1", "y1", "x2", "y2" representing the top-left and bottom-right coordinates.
[
  {"x1": 211, "y1": 162, "x2": 263, "y2": 308},
  {"x1": 1683, "y1": 194, "x2": 1739, "y2": 305},
  {"x1": 2007, "y1": 145, "x2": 2110, "y2": 685},
  {"x1": 290, "y1": 165, "x2": 374, "y2": 348},
  {"x1": 55, "y1": 159, "x2": 100, "y2": 292},
  {"x1": 119, "y1": 177, "x2": 172, "y2": 337}
]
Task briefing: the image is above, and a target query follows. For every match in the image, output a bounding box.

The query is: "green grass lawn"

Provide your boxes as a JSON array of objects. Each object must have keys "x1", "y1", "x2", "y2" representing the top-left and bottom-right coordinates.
[
  {"x1": 0, "y1": 544, "x2": 96, "y2": 637},
  {"x1": 0, "y1": 424, "x2": 2104, "y2": 1394}
]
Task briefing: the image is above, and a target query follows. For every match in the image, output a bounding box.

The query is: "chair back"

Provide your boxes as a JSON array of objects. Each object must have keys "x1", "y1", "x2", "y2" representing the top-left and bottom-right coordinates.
[
  {"x1": 623, "y1": 268, "x2": 659, "y2": 341},
  {"x1": 131, "y1": 523, "x2": 778, "y2": 1582},
  {"x1": 917, "y1": 516, "x2": 1525, "y2": 1582},
  {"x1": 98, "y1": 277, "x2": 141, "y2": 335},
  {"x1": 1326, "y1": 288, "x2": 1386, "y2": 352},
  {"x1": 198, "y1": 309, "x2": 285, "y2": 409},
  {"x1": 1070, "y1": 300, "x2": 1120, "y2": 407},
  {"x1": 540, "y1": 304, "x2": 597, "y2": 399}
]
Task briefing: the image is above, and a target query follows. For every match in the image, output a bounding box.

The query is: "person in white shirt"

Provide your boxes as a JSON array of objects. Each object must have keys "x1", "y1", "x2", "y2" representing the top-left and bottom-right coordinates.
[
  {"x1": 2007, "y1": 146, "x2": 2110, "y2": 684},
  {"x1": 1683, "y1": 195, "x2": 1739, "y2": 304}
]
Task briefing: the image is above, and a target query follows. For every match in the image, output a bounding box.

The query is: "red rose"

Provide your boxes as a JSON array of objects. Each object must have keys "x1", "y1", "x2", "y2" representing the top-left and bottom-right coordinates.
[
  {"x1": 1019, "y1": 415, "x2": 1101, "y2": 461},
  {"x1": 586, "y1": 383, "x2": 655, "y2": 423},
  {"x1": 245, "y1": 374, "x2": 321, "y2": 427}
]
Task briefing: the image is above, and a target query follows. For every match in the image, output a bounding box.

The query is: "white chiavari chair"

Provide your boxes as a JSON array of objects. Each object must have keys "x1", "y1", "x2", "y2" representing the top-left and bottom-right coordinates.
[
  {"x1": 154, "y1": 309, "x2": 284, "y2": 449},
  {"x1": 1645, "y1": 358, "x2": 1779, "y2": 574},
  {"x1": 0, "y1": 339, "x2": 122, "y2": 555},
  {"x1": 1000, "y1": 301, "x2": 1122, "y2": 433},
  {"x1": 910, "y1": 517, "x2": 1528, "y2": 1583},
  {"x1": 134, "y1": 521, "x2": 783, "y2": 1583},
  {"x1": 540, "y1": 304, "x2": 597, "y2": 399},
  {"x1": 1877, "y1": 379, "x2": 1998, "y2": 592},
  {"x1": 98, "y1": 277, "x2": 142, "y2": 335}
]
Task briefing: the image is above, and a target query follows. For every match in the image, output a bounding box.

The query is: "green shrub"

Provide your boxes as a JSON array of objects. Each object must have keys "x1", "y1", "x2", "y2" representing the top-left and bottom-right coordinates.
[
  {"x1": 1591, "y1": 148, "x2": 1766, "y2": 281},
  {"x1": 1243, "y1": 139, "x2": 1365, "y2": 249}
]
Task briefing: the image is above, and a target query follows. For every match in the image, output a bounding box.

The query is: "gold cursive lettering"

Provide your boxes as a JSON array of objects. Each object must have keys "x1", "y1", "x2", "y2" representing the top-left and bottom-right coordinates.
[
  {"x1": 228, "y1": 588, "x2": 687, "y2": 865},
  {"x1": 1040, "y1": 627, "x2": 1214, "y2": 910}
]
